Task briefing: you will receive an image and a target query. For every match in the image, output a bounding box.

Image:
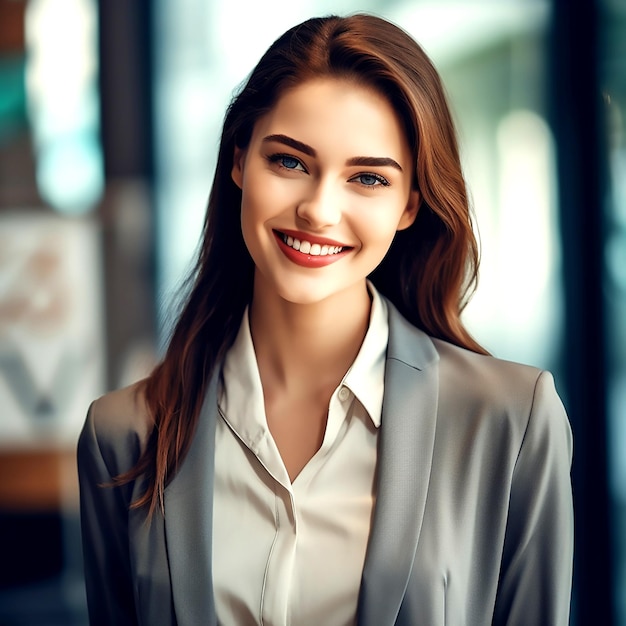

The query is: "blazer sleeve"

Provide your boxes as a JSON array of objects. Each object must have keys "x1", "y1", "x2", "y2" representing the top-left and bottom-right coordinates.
[
  {"x1": 492, "y1": 371, "x2": 574, "y2": 625},
  {"x1": 77, "y1": 401, "x2": 139, "y2": 626}
]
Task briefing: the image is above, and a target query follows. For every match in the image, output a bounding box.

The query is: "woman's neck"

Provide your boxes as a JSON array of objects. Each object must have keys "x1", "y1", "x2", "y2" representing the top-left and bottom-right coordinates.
[{"x1": 248, "y1": 277, "x2": 371, "y2": 395}]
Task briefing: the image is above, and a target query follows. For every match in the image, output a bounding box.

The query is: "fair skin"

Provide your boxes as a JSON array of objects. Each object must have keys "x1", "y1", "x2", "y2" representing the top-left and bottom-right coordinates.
[{"x1": 231, "y1": 77, "x2": 419, "y2": 480}]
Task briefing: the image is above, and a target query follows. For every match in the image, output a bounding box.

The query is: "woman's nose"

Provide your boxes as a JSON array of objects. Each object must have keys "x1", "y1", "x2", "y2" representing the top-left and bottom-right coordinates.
[{"x1": 295, "y1": 180, "x2": 342, "y2": 229}]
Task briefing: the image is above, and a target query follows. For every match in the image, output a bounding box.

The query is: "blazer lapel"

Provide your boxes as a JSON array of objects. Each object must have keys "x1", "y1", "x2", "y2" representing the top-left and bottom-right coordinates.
[
  {"x1": 358, "y1": 303, "x2": 439, "y2": 626},
  {"x1": 164, "y1": 372, "x2": 220, "y2": 626}
]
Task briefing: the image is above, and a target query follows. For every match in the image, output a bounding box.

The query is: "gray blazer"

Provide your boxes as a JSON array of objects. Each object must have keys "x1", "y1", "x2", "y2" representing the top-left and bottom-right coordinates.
[{"x1": 78, "y1": 302, "x2": 573, "y2": 625}]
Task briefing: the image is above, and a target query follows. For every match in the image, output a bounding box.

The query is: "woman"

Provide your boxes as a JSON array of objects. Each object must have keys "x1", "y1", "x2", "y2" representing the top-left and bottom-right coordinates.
[{"x1": 78, "y1": 14, "x2": 573, "y2": 626}]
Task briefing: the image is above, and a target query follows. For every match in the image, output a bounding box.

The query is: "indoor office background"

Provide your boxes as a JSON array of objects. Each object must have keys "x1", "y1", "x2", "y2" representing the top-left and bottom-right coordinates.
[{"x1": 0, "y1": 0, "x2": 623, "y2": 624}]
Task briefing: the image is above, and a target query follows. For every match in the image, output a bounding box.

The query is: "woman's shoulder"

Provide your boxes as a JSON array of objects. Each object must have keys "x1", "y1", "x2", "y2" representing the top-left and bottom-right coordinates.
[
  {"x1": 79, "y1": 380, "x2": 152, "y2": 472},
  {"x1": 431, "y1": 336, "x2": 569, "y2": 440},
  {"x1": 433, "y1": 336, "x2": 543, "y2": 389},
  {"x1": 89, "y1": 380, "x2": 152, "y2": 437}
]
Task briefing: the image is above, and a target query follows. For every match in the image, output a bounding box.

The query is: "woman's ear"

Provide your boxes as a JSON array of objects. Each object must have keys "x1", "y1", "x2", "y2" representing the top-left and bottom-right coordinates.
[
  {"x1": 397, "y1": 189, "x2": 421, "y2": 231},
  {"x1": 231, "y1": 146, "x2": 246, "y2": 189}
]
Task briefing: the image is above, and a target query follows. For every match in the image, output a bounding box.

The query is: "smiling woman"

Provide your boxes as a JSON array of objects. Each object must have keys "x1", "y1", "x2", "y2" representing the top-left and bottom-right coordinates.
[{"x1": 77, "y1": 13, "x2": 573, "y2": 626}]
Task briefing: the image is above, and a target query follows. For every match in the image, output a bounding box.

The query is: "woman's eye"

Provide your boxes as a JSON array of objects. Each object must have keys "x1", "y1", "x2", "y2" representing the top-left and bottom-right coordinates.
[
  {"x1": 281, "y1": 156, "x2": 302, "y2": 170},
  {"x1": 352, "y1": 173, "x2": 390, "y2": 187},
  {"x1": 268, "y1": 153, "x2": 306, "y2": 172}
]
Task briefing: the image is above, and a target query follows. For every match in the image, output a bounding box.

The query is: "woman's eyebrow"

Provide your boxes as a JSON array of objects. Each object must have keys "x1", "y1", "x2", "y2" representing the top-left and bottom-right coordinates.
[
  {"x1": 262, "y1": 134, "x2": 403, "y2": 171},
  {"x1": 346, "y1": 156, "x2": 403, "y2": 172},
  {"x1": 262, "y1": 134, "x2": 316, "y2": 156}
]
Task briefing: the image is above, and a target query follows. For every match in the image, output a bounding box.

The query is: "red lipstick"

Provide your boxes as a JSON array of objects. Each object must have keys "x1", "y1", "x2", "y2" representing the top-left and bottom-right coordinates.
[{"x1": 273, "y1": 230, "x2": 352, "y2": 268}]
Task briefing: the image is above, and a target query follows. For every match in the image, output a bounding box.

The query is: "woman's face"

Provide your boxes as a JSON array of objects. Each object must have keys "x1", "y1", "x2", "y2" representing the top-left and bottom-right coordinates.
[{"x1": 232, "y1": 77, "x2": 419, "y2": 308}]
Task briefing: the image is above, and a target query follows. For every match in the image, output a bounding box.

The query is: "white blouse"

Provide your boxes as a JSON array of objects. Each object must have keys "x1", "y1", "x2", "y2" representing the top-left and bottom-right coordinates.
[{"x1": 213, "y1": 287, "x2": 388, "y2": 626}]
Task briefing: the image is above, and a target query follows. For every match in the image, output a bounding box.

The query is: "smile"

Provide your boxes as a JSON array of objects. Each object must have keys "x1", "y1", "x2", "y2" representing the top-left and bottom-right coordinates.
[
  {"x1": 279, "y1": 233, "x2": 345, "y2": 256},
  {"x1": 273, "y1": 230, "x2": 352, "y2": 268}
]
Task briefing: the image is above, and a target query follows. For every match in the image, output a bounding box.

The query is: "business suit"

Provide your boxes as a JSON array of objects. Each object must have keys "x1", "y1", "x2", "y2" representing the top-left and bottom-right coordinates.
[{"x1": 78, "y1": 300, "x2": 573, "y2": 625}]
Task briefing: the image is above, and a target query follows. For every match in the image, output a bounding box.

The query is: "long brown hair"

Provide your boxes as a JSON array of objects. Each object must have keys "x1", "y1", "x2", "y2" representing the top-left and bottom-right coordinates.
[{"x1": 117, "y1": 14, "x2": 487, "y2": 514}]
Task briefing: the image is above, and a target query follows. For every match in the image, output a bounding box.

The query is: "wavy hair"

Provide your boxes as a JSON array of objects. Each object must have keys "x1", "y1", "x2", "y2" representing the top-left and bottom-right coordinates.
[{"x1": 117, "y1": 14, "x2": 487, "y2": 513}]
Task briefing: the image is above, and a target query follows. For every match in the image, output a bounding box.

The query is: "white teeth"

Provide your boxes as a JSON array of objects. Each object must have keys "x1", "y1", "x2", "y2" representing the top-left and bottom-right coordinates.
[{"x1": 281, "y1": 233, "x2": 344, "y2": 255}]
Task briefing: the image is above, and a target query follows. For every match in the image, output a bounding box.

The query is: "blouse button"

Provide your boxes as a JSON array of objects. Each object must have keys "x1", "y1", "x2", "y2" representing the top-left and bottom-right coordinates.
[{"x1": 338, "y1": 387, "x2": 350, "y2": 402}]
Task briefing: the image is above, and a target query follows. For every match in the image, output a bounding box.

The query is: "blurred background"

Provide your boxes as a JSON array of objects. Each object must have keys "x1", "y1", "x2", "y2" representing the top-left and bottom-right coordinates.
[{"x1": 0, "y1": 0, "x2": 623, "y2": 623}]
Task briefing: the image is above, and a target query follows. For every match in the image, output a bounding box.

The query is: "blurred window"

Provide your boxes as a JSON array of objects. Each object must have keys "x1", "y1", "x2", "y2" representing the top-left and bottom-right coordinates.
[
  {"x1": 602, "y1": 0, "x2": 626, "y2": 622},
  {"x1": 25, "y1": 0, "x2": 102, "y2": 215}
]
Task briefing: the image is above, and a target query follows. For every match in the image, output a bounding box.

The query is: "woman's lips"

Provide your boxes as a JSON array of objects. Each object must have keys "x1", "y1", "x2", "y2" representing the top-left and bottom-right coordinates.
[{"x1": 273, "y1": 230, "x2": 352, "y2": 268}]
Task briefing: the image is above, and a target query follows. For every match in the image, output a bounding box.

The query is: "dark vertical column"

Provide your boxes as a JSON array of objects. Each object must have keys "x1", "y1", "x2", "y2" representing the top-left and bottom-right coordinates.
[
  {"x1": 99, "y1": 0, "x2": 154, "y2": 180},
  {"x1": 548, "y1": 0, "x2": 613, "y2": 623},
  {"x1": 98, "y1": 0, "x2": 156, "y2": 389}
]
